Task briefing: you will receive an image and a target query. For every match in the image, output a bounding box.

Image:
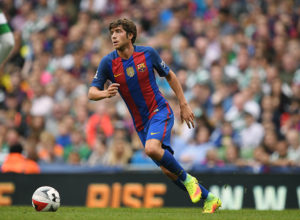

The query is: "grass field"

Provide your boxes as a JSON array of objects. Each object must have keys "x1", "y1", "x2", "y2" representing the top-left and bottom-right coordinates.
[{"x1": 1, "y1": 206, "x2": 299, "y2": 220}]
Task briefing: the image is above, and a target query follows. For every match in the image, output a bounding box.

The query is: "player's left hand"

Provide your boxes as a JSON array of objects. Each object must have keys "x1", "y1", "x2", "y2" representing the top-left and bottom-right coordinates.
[{"x1": 180, "y1": 103, "x2": 195, "y2": 129}]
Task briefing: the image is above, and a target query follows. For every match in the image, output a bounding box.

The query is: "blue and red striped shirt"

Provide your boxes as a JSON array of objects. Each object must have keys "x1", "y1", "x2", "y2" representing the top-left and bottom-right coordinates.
[{"x1": 91, "y1": 45, "x2": 170, "y2": 131}]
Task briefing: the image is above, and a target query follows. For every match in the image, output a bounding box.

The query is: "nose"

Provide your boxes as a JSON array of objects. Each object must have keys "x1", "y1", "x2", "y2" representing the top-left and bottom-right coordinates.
[{"x1": 111, "y1": 31, "x2": 117, "y2": 39}]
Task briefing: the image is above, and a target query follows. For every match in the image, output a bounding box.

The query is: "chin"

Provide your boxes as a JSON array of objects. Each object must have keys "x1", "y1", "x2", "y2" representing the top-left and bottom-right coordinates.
[
  {"x1": 113, "y1": 45, "x2": 121, "y2": 50},
  {"x1": 115, "y1": 45, "x2": 126, "y2": 51}
]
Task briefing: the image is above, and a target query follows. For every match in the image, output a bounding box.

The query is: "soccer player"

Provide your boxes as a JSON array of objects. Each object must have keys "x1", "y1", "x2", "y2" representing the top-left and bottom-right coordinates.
[
  {"x1": 0, "y1": 9, "x2": 14, "y2": 66},
  {"x1": 88, "y1": 18, "x2": 221, "y2": 213}
]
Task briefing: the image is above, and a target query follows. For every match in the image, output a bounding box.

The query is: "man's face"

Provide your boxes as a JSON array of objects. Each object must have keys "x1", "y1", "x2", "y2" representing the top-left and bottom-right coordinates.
[{"x1": 110, "y1": 26, "x2": 132, "y2": 50}]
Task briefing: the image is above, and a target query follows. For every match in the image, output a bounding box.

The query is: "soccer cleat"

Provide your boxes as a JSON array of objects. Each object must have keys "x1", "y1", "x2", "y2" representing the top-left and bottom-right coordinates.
[
  {"x1": 202, "y1": 196, "x2": 222, "y2": 213},
  {"x1": 183, "y1": 174, "x2": 202, "y2": 203}
]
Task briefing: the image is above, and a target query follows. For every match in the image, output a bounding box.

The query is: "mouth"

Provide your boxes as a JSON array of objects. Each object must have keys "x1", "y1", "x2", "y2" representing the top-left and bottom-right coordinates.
[{"x1": 112, "y1": 41, "x2": 118, "y2": 46}]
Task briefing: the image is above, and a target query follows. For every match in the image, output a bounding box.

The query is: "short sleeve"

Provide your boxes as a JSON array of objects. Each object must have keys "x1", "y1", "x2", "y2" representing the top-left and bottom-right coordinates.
[
  {"x1": 150, "y1": 47, "x2": 170, "y2": 77},
  {"x1": 90, "y1": 56, "x2": 109, "y2": 90}
]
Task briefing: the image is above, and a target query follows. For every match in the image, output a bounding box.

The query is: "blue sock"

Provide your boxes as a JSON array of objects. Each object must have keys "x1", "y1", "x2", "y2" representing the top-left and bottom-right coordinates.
[
  {"x1": 173, "y1": 178, "x2": 209, "y2": 200},
  {"x1": 199, "y1": 184, "x2": 209, "y2": 199},
  {"x1": 173, "y1": 178, "x2": 187, "y2": 191},
  {"x1": 159, "y1": 150, "x2": 187, "y2": 181}
]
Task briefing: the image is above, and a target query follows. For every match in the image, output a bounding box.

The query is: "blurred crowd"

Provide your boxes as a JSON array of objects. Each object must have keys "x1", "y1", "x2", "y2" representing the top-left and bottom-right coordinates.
[{"x1": 0, "y1": 0, "x2": 299, "y2": 173}]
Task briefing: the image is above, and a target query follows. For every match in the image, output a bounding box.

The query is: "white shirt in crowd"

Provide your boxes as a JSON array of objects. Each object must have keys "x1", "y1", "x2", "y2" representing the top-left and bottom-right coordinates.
[{"x1": 240, "y1": 122, "x2": 264, "y2": 149}]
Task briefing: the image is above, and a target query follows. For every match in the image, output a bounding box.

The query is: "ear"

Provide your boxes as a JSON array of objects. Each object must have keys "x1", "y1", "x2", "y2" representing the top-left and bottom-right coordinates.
[{"x1": 127, "y1": 33, "x2": 133, "y2": 40}]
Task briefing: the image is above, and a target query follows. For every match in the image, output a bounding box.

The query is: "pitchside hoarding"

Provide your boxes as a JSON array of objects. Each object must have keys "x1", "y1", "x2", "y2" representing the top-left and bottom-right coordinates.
[{"x1": 0, "y1": 172, "x2": 299, "y2": 209}]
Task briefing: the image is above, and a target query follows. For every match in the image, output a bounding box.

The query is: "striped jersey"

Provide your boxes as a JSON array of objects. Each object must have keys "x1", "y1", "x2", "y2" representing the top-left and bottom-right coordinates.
[{"x1": 91, "y1": 45, "x2": 171, "y2": 131}]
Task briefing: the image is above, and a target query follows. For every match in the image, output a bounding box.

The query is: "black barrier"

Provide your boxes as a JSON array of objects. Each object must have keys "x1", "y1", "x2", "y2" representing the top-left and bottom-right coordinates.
[{"x1": 0, "y1": 172, "x2": 299, "y2": 209}]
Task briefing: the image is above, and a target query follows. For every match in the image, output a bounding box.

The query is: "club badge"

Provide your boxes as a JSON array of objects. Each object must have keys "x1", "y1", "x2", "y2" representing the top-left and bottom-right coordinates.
[
  {"x1": 137, "y1": 63, "x2": 146, "y2": 72},
  {"x1": 126, "y1": 66, "x2": 135, "y2": 77}
]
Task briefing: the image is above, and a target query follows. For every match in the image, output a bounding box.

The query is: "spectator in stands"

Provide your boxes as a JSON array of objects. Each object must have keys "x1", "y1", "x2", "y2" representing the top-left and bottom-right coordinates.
[
  {"x1": 0, "y1": 122, "x2": 8, "y2": 164},
  {"x1": 3, "y1": 128, "x2": 20, "y2": 151},
  {"x1": 240, "y1": 102, "x2": 264, "y2": 158},
  {"x1": 45, "y1": 102, "x2": 65, "y2": 137},
  {"x1": 73, "y1": 97, "x2": 89, "y2": 134},
  {"x1": 269, "y1": 140, "x2": 291, "y2": 167},
  {"x1": 180, "y1": 126, "x2": 214, "y2": 166},
  {"x1": 270, "y1": 78, "x2": 290, "y2": 115},
  {"x1": 210, "y1": 121, "x2": 240, "y2": 148},
  {"x1": 202, "y1": 148, "x2": 224, "y2": 167},
  {"x1": 209, "y1": 103, "x2": 225, "y2": 128},
  {"x1": 223, "y1": 143, "x2": 240, "y2": 165},
  {"x1": 259, "y1": 95, "x2": 281, "y2": 135},
  {"x1": 87, "y1": 139, "x2": 108, "y2": 166},
  {"x1": 37, "y1": 131, "x2": 63, "y2": 164},
  {"x1": 225, "y1": 92, "x2": 247, "y2": 131},
  {"x1": 86, "y1": 101, "x2": 114, "y2": 147},
  {"x1": 253, "y1": 146, "x2": 270, "y2": 168},
  {"x1": 3, "y1": 92, "x2": 20, "y2": 129},
  {"x1": 67, "y1": 151, "x2": 81, "y2": 165},
  {"x1": 55, "y1": 121, "x2": 71, "y2": 148},
  {"x1": 1, "y1": 143, "x2": 40, "y2": 174},
  {"x1": 28, "y1": 115, "x2": 45, "y2": 140},
  {"x1": 30, "y1": 83, "x2": 54, "y2": 117},
  {"x1": 280, "y1": 98, "x2": 300, "y2": 134},
  {"x1": 64, "y1": 129, "x2": 91, "y2": 164},
  {"x1": 104, "y1": 138, "x2": 132, "y2": 167},
  {"x1": 286, "y1": 130, "x2": 300, "y2": 165},
  {"x1": 260, "y1": 130, "x2": 278, "y2": 158}
]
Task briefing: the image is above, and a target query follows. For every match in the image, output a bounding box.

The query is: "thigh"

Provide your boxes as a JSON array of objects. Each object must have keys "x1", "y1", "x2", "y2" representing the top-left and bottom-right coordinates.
[
  {"x1": 137, "y1": 106, "x2": 175, "y2": 167},
  {"x1": 146, "y1": 107, "x2": 174, "y2": 147}
]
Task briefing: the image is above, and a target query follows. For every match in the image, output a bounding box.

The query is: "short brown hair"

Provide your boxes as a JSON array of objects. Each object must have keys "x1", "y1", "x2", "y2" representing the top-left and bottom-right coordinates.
[{"x1": 109, "y1": 18, "x2": 137, "y2": 44}]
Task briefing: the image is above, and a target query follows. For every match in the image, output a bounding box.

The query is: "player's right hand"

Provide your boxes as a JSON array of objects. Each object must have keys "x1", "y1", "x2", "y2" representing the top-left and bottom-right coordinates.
[{"x1": 106, "y1": 83, "x2": 120, "y2": 98}]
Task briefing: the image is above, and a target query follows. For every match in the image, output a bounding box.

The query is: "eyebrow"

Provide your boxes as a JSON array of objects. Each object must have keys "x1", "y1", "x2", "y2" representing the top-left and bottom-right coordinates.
[{"x1": 110, "y1": 27, "x2": 122, "y2": 34}]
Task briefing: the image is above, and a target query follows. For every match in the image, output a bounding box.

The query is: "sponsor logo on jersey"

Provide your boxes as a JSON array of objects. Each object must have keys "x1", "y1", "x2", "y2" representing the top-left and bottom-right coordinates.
[
  {"x1": 150, "y1": 132, "x2": 160, "y2": 135},
  {"x1": 114, "y1": 73, "x2": 122, "y2": 77}
]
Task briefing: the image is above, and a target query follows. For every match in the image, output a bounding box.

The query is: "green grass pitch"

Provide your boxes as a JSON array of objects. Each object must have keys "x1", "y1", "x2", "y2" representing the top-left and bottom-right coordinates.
[{"x1": 0, "y1": 206, "x2": 299, "y2": 220}]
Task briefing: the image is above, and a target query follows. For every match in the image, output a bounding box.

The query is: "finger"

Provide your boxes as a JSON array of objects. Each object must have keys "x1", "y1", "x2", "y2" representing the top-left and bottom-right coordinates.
[
  {"x1": 190, "y1": 112, "x2": 195, "y2": 120},
  {"x1": 190, "y1": 119, "x2": 195, "y2": 128},
  {"x1": 108, "y1": 90, "x2": 116, "y2": 95},
  {"x1": 110, "y1": 88, "x2": 118, "y2": 92},
  {"x1": 109, "y1": 87, "x2": 119, "y2": 92},
  {"x1": 110, "y1": 83, "x2": 120, "y2": 88},
  {"x1": 189, "y1": 115, "x2": 194, "y2": 124},
  {"x1": 185, "y1": 119, "x2": 191, "y2": 129},
  {"x1": 110, "y1": 91, "x2": 118, "y2": 96}
]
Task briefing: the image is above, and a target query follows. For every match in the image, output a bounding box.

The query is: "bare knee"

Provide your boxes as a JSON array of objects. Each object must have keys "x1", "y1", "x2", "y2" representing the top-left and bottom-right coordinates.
[{"x1": 145, "y1": 139, "x2": 163, "y2": 160}]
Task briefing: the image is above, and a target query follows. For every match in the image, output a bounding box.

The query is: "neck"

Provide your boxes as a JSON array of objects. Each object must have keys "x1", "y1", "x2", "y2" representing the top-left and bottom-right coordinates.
[{"x1": 117, "y1": 44, "x2": 134, "y2": 59}]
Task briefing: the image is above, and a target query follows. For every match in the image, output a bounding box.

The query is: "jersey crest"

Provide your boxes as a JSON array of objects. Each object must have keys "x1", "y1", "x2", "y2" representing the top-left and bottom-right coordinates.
[
  {"x1": 137, "y1": 63, "x2": 146, "y2": 72},
  {"x1": 126, "y1": 66, "x2": 135, "y2": 77}
]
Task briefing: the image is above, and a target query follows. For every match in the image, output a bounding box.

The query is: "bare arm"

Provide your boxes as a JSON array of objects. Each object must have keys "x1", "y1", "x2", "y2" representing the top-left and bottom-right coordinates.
[
  {"x1": 88, "y1": 83, "x2": 120, "y2": 101},
  {"x1": 166, "y1": 70, "x2": 194, "y2": 128}
]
